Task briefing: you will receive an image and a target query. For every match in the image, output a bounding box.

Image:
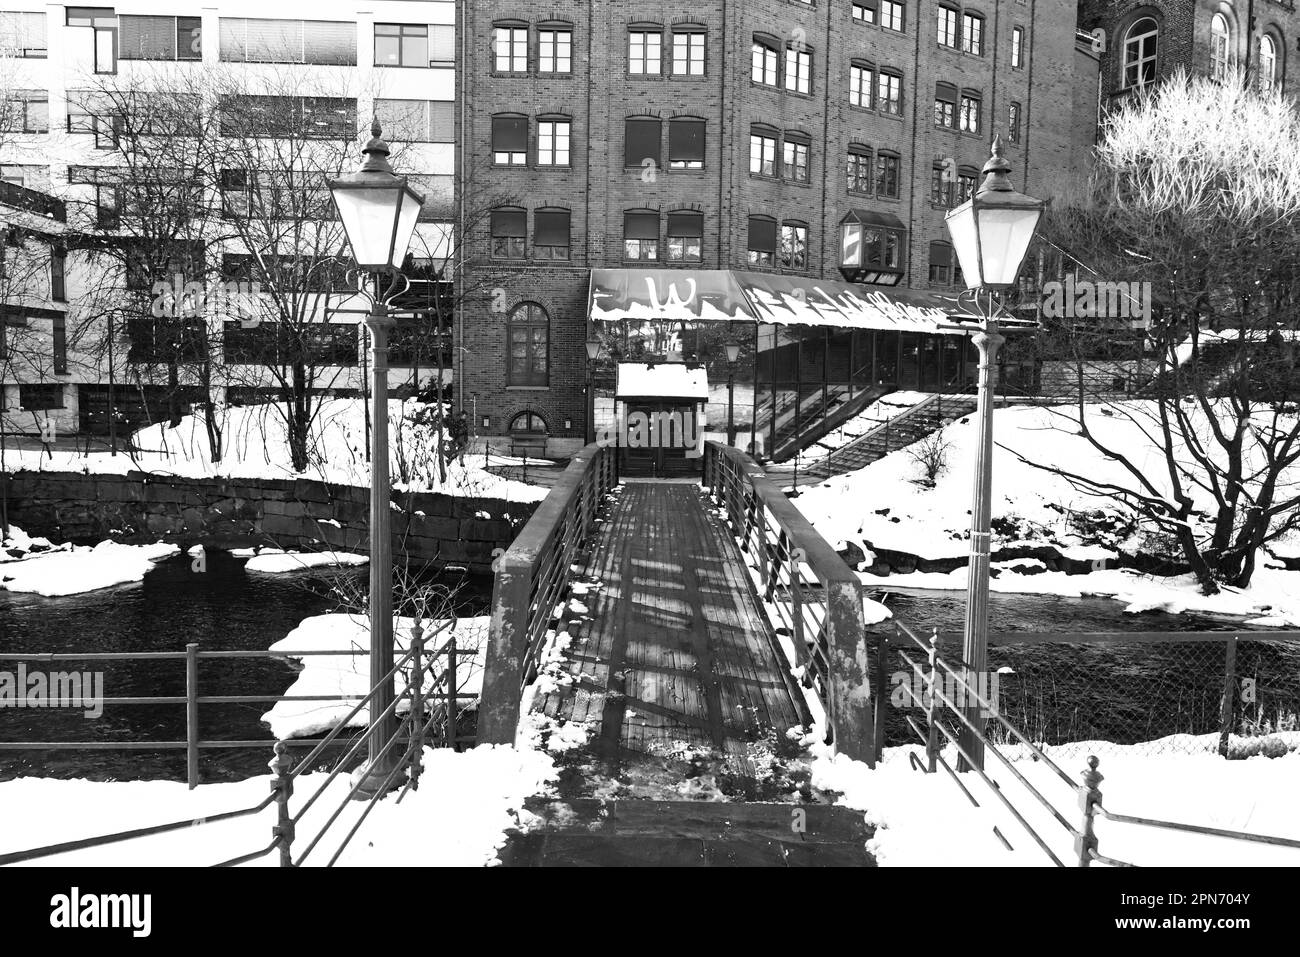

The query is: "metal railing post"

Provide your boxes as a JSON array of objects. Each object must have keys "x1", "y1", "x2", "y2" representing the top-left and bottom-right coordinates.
[
  {"x1": 446, "y1": 637, "x2": 458, "y2": 751},
  {"x1": 186, "y1": 642, "x2": 200, "y2": 789},
  {"x1": 1075, "y1": 755, "x2": 1104, "y2": 867},
  {"x1": 408, "y1": 619, "x2": 425, "y2": 791},
  {"x1": 270, "y1": 741, "x2": 295, "y2": 867},
  {"x1": 1219, "y1": 637, "x2": 1238, "y2": 758},
  {"x1": 926, "y1": 629, "x2": 941, "y2": 772}
]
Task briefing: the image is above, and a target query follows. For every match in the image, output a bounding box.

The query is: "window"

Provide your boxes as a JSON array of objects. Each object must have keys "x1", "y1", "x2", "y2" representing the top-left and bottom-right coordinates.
[
  {"x1": 629, "y1": 28, "x2": 662, "y2": 74},
  {"x1": 492, "y1": 114, "x2": 528, "y2": 165},
  {"x1": 929, "y1": 241, "x2": 953, "y2": 284},
  {"x1": 1008, "y1": 101, "x2": 1022, "y2": 143},
  {"x1": 118, "y1": 15, "x2": 200, "y2": 61},
  {"x1": 537, "y1": 118, "x2": 571, "y2": 167},
  {"x1": 491, "y1": 208, "x2": 526, "y2": 259},
  {"x1": 20, "y1": 384, "x2": 64, "y2": 410},
  {"x1": 53, "y1": 316, "x2": 67, "y2": 373},
  {"x1": 1011, "y1": 26, "x2": 1024, "y2": 68},
  {"x1": 785, "y1": 44, "x2": 811, "y2": 94},
  {"x1": 533, "y1": 209, "x2": 570, "y2": 260},
  {"x1": 937, "y1": 6, "x2": 959, "y2": 47},
  {"x1": 374, "y1": 23, "x2": 427, "y2": 67},
  {"x1": 880, "y1": 1, "x2": 905, "y2": 32},
  {"x1": 850, "y1": 62, "x2": 874, "y2": 108},
  {"x1": 931, "y1": 164, "x2": 953, "y2": 206},
  {"x1": 956, "y1": 166, "x2": 978, "y2": 203},
  {"x1": 876, "y1": 152, "x2": 900, "y2": 198},
  {"x1": 782, "y1": 136, "x2": 810, "y2": 184},
  {"x1": 9, "y1": 90, "x2": 48, "y2": 133},
  {"x1": 624, "y1": 210, "x2": 659, "y2": 260},
  {"x1": 780, "y1": 223, "x2": 808, "y2": 270},
  {"x1": 959, "y1": 92, "x2": 981, "y2": 133},
  {"x1": 218, "y1": 94, "x2": 357, "y2": 139},
  {"x1": 1123, "y1": 17, "x2": 1158, "y2": 89},
  {"x1": 962, "y1": 13, "x2": 983, "y2": 55},
  {"x1": 934, "y1": 81, "x2": 957, "y2": 127},
  {"x1": 1210, "y1": 14, "x2": 1231, "y2": 82},
  {"x1": 752, "y1": 37, "x2": 779, "y2": 86},
  {"x1": 377, "y1": 98, "x2": 454, "y2": 143},
  {"x1": 507, "y1": 303, "x2": 549, "y2": 386},
  {"x1": 747, "y1": 216, "x2": 777, "y2": 266},
  {"x1": 219, "y1": 18, "x2": 356, "y2": 65},
  {"x1": 750, "y1": 128, "x2": 778, "y2": 176},
  {"x1": 510, "y1": 411, "x2": 547, "y2": 433},
  {"x1": 1259, "y1": 35, "x2": 1278, "y2": 93},
  {"x1": 539, "y1": 24, "x2": 572, "y2": 73},
  {"x1": 672, "y1": 28, "x2": 704, "y2": 75},
  {"x1": 667, "y1": 211, "x2": 702, "y2": 262},
  {"x1": 68, "y1": 7, "x2": 118, "y2": 74},
  {"x1": 0, "y1": 165, "x2": 22, "y2": 185},
  {"x1": 877, "y1": 71, "x2": 902, "y2": 115},
  {"x1": 668, "y1": 117, "x2": 705, "y2": 169},
  {"x1": 847, "y1": 148, "x2": 873, "y2": 193},
  {"x1": 493, "y1": 23, "x2": 527, "y2": 72},
  {"x1": 625, "y1": 117, "x2": 662, "y2": 168},
  {"x1": 852, "y1": 4, "x2": 876, "y2": 25},
  {"x1": 0, "y1": 11, "x2": 47, "y2": 57},
  {"x1": 51, "y1": 247, "x2": 67, "y2": 302}
]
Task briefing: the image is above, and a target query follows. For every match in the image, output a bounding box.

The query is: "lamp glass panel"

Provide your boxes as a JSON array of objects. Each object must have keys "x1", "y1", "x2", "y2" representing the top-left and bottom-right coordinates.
[
  {"x1": 332, "y1": 184, "x2": 404, "y2": 268},
  {"x1": 973, "y1": 206, "x2": 1041, "y2": 286},
  {"x1": 945, "y1": 201, "x2": 982, "y2": 288},
  {"x1": 840, "y1": 222, "x2": 862, "y2": 267}
]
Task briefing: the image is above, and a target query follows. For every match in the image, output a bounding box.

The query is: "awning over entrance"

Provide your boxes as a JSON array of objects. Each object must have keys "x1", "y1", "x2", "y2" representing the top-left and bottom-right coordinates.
[
  {"x1": 616, "y1": 362, "x2": 709, "y2": 400},
  {"x1": 587, "y1": 268, "x2": 981, "y2": 334}
]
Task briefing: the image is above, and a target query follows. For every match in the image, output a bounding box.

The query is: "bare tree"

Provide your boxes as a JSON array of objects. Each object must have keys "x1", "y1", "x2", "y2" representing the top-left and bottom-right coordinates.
[{"x1": 1019, "y1": 72, "x2": 1300, "y2": 593}]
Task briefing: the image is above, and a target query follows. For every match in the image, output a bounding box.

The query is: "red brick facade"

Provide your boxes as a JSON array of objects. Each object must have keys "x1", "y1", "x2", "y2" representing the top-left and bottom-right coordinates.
[{"x1": 458, "y1": 0, "x2": 1087, "y2": 452}]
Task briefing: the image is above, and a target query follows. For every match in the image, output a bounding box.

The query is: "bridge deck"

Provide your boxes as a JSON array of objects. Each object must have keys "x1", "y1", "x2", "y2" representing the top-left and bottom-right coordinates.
[{"x1": 536, "y1": 480, "x2": 807, "y2": 759}]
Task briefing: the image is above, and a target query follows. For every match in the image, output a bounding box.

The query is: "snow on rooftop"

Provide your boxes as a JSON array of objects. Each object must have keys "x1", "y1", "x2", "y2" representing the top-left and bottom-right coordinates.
[{"x1": 615, "y1": 362, "x2": 709, "y2": 399}]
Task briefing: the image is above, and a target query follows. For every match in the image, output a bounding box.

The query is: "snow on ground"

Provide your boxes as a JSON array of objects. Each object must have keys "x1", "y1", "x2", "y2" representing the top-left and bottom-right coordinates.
[
  {"x1": 0, "y1": 533, "x2": 179, "y2": 596},
  {"x1": 261, "y1": 612, "x2": 490, "y2": 739},
  {"x1": 237, "y1": 548, "x2": 369, "y2": 574},
  {"x1": 813, "y1": 737, "x2": 1300, "y2": 867},
  {"x1": 2, "y1": 399, "x2": 547, "y2": 503},
  {"x1": 795, "y1": 400, "x2": 1300, "y2": 623},
  {"x1": 0, "y1": 744, "x2": 557, "y2": 867}
]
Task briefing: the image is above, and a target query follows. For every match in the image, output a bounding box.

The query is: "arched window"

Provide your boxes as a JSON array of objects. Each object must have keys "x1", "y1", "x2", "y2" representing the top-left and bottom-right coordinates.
[
  {"x1": 929, "y1": 241, "x2": 954, "y2": 285},
  {"x1": 1122, "y1": 17, "x2": 1158, "y2": 89},
  {"x1": 507, "y1": 302, "x2": 549, "y2": 386},
  {"x1": 751, "y1": 34, "x2": 779, "y2": 86},
  {"x1": 509, "y1": 410, "x2": 548, "y2": 434},
  {"x1": 1259, "y1": 33, "x2": 1278, "y2": 92},
  {"x1": 1211, "y1": 13, "x2": 1231, "y2": 81}
]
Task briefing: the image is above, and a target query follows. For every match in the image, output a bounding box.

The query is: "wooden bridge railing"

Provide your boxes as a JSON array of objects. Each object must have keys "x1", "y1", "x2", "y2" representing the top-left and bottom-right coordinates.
[
  {"x1": 478, "y1": 442, "x2": 619, "y2": 743},
  {"x1": 702, "y1": 441, "x2": 876, "y2": 765}
]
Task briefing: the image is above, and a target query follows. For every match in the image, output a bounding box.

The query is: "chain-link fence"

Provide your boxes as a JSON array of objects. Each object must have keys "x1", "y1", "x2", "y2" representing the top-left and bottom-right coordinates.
[{"x1": 879, "y1": 632, "x2": 1300, "y2": 759}]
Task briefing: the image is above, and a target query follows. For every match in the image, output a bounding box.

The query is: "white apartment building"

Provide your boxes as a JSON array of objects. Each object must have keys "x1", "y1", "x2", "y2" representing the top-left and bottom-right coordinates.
[{"x1": 0, "y1": 1, "x2": 455, "y2": 439}]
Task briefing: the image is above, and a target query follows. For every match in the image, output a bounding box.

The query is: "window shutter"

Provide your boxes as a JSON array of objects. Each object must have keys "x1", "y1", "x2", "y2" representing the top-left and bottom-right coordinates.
[
  {"x1": 667, "y1": 211, "x2": 702, "y2": 237},
  {"x1": 491, "y1": 209, "x2": 526, "y2": 237},
  {"x1": 218, "y1": 18, "x2": 245, "y2": 61},
  {"x1": 245, "y1": 18, "x2": 303, "y2": 63},
  {"x1": 668, "y1": 118, "x2": 705, "y2": 162},
  {"x1": 748, "y1": 217, "x2": 776, "y2": 252},
  {"x1": 935, "y1": 81, "x2": 958, "y2": 102},
  {"x1": 429, "y1": 101, "x2": 454, "y2": 142},
  {"x1": 303, "y1": 20, "x2": 356, "y2": 65},
  {"x1": 119, "y1": 16, "x2": 177, "y2": 60},
  {"x1": 535, "y1": 209, "x2": 570, "y2": 246},
  {"x1": 624, "y1": 117, "x2": 661, "y2": 167},
  {"x1": 429, "y1": 24, "x2": 455, "y2": 64},
  {"x1": 929, "y1": 241, "x2": 952, "y2": 266},
  {"x1": 377, "y1": 98, "x2": 430, "y2": 140},
  {"x1": 492, "y1": 115, "x2": 528, "y2": 152},
  {"x1": 624, "y1": 211, "x2": 659, "y2": 240},
  {"x1": 410, "y1": 174, "x2": 453, "y2": 220}
]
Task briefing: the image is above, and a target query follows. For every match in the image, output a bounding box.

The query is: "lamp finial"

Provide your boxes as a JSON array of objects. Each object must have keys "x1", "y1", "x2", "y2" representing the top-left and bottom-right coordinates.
[
  {"x1": 359, "y1": 117, "x2": 394, "y2": 175},
  {"x1": 977, "y1": 134, "x2": 1014, "y2": 195}
]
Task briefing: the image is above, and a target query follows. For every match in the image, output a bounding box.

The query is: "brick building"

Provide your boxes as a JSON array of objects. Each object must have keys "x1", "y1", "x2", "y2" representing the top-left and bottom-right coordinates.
[
  {"x1": 458, "y1": 0, "x2": 1096, "y2": 459},
  {"x1": 1080, "y1": 0, "x2": 1300, "y2": 103}
]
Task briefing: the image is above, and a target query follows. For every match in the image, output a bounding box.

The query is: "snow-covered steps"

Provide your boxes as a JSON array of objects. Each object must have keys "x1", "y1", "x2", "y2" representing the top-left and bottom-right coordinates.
[{"x1": 496, "y1": 799, "x2": 875, "y2": 867}]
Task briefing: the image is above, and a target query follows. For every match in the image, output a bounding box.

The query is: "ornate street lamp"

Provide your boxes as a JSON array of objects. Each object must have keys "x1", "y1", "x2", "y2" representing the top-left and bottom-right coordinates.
[
  {"x1": 724, "y1": 342, "x2": 741, "y2": 447},
  {"x1": 943, "y1": 136, "x2": 1043, "y2": 773},
  {"x1": 327, "y1": 119, "x2": 425, "y2": 796}
]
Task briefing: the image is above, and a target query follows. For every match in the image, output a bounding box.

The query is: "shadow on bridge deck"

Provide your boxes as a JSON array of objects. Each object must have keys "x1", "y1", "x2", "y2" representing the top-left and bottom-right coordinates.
[{"x1": 535, "y1": 480, "x2": 810, "y2": 771}]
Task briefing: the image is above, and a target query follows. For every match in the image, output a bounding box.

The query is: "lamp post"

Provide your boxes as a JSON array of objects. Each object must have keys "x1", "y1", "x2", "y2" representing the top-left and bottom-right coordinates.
[
  {"x1": 725, "y1": 342, "x2": 740, "y2": 447},
  {"x1": 943, "y1": 136, "x2": 1043, "y2": 773},
  {"x1": 585, "y1": 334, "x2": 602, "y2": 445},
  {"x1": 327, "y1": 120, "x2": 426, "y2": 796}
]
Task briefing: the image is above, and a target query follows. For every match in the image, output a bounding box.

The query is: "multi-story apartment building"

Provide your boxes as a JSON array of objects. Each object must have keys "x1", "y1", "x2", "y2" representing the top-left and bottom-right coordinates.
[
  {"x1": 458, "y1": 0, "x2": 1097, "y2": 463},
  {"x1": 1080, "y1": 0, "x2": 1300, "y2": 103},
  {"x1": 0, "y1": 1, "x2": 454, "y2": 439}
]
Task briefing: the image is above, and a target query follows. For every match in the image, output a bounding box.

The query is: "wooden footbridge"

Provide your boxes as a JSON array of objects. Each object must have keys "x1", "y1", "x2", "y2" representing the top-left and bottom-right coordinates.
[{"x1": 479, "y1": 442, "x2": 878, "y2": 768}]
